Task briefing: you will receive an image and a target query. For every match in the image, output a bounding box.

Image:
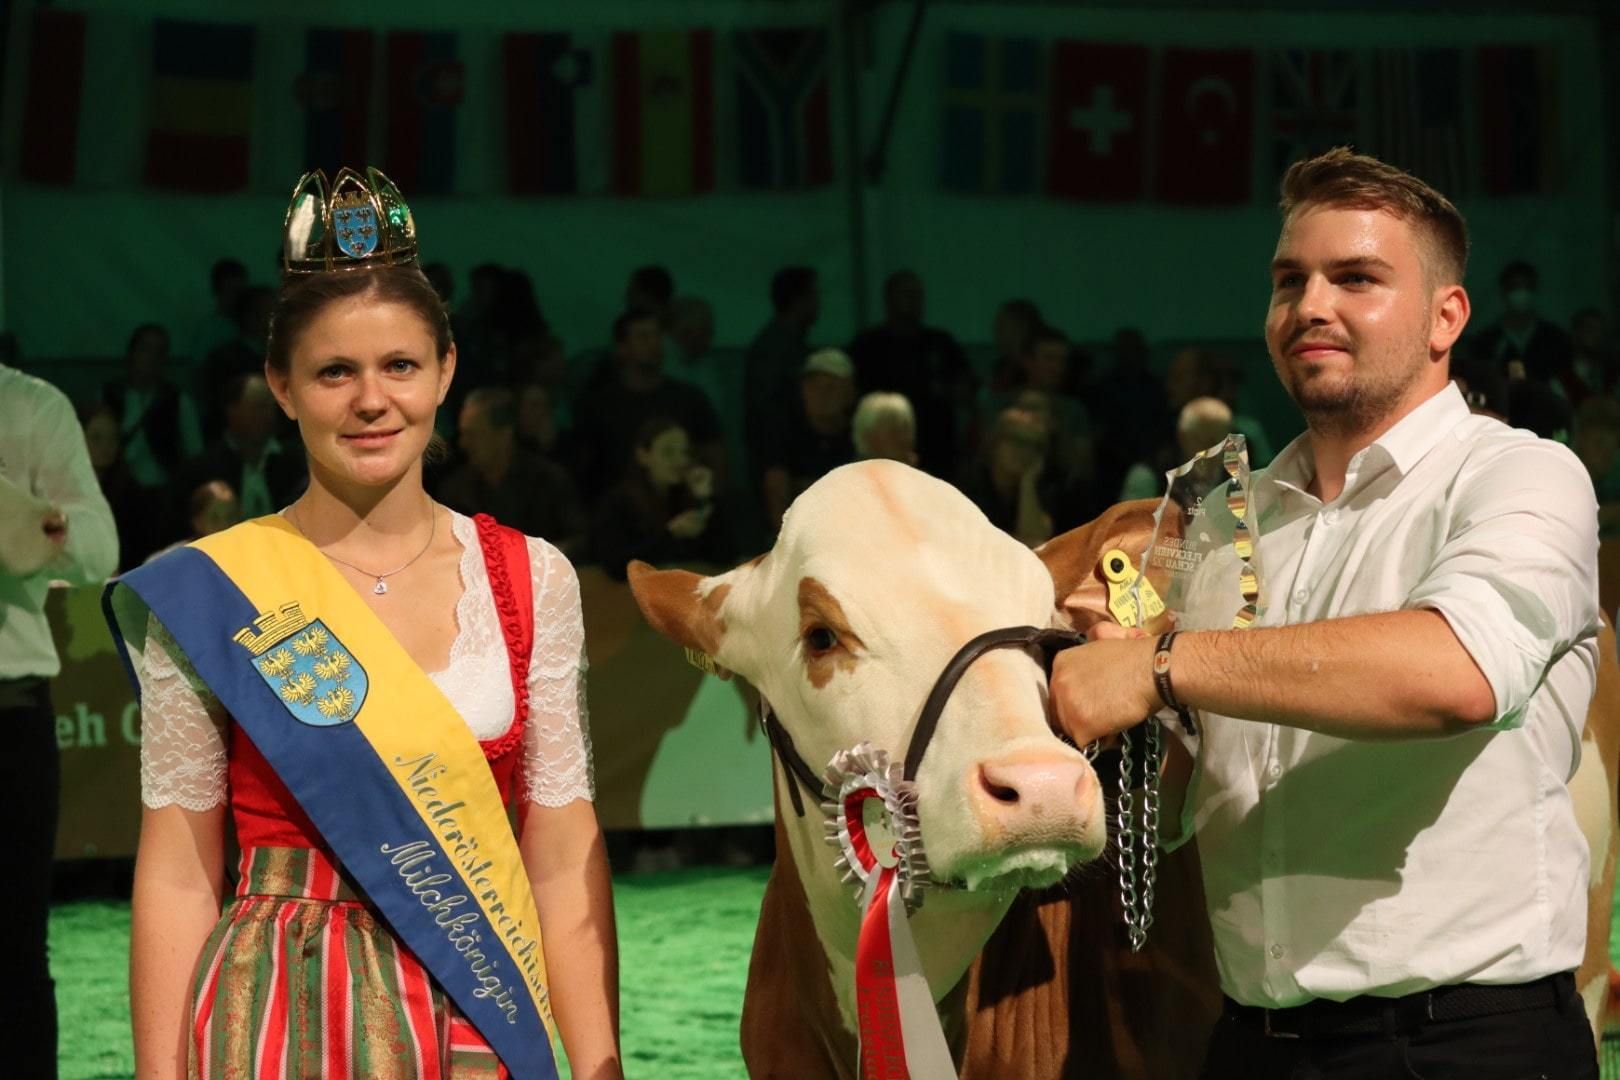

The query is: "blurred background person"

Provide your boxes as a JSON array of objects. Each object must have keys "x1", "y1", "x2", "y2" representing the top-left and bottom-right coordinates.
[
  {"x1": 79, "y1": 401, "x2": 154, "y2": 570},
  {"x1": 179, "y1": 373, "x2": 305, "y2": 521},
  {"x1": 591, "y1": 417, "x2": 729, "y2": 579},
  {"x1": 853, "y1": 391, "x2": 918, "y2": 465},
  {"x1": 1120, "y1": 395, "x2": 1235, "y2": 501},
  {"x1": 762, "y1": 348, "x2": 857, "y2": 531},
  {"x1": 958, "y1": 405, "x2": 1055, "y2": 548}
]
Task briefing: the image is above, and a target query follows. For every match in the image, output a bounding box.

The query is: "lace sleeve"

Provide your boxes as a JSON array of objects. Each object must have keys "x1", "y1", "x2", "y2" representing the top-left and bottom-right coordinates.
[
  {"x1": 136, "y1": 612, "x2": 229, "y2": 811},
  {"x1": 521, "y1": 537, "x2": 595, "y2": 807}
]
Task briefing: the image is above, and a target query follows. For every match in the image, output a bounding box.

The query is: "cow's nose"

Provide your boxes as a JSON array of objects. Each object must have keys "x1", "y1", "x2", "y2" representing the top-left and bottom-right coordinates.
[{"x1": 972, "y1": 752, "x2": 1097, "y2": 839}]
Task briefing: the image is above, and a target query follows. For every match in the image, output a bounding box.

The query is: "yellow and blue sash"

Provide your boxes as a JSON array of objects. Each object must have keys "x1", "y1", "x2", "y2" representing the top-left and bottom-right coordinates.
[{"x1": 104, "y1": 515, "x2": 559, "y2": 1080}]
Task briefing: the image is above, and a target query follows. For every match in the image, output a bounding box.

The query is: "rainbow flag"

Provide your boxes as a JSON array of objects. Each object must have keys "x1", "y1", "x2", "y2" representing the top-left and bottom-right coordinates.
[
  {"x1": 611, "y1": 29, "x2": 715, "y2": 197},
  {"x1": 144, "y1": 19, "x2": 256, "y2": 192}
]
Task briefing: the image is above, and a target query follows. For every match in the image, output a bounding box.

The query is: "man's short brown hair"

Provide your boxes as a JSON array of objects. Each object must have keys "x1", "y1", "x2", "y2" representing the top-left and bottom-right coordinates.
[{"x1": 1279, "y1": 147, "x2": 1470, "y2": 286}]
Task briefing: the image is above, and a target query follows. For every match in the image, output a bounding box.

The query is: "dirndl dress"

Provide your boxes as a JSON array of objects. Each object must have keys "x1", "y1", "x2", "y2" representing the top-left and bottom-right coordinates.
[{"x1": 181, "y1": 514, "x2": 539, "y2": 1080}]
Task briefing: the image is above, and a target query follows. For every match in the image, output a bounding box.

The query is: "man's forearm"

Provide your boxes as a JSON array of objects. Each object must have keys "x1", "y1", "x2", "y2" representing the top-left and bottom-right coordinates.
[{"x1": 1174, "y1": 608, "x2": 1497, "y2": 739}]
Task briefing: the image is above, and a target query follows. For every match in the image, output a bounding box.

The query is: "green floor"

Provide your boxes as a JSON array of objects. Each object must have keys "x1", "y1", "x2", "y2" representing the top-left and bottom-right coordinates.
[{"x1": 53, "y1": 866, "x2": 768, "y2": 1080}]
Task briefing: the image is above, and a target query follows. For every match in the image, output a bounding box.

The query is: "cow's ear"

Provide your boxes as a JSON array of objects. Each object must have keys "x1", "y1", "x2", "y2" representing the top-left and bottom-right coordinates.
[
  {"x1": 627, "y1": 560, "x2": 734, "y2": 665},
  {"x1": 1035, "y1": 499, "x2": 1163, "y2": 633}
]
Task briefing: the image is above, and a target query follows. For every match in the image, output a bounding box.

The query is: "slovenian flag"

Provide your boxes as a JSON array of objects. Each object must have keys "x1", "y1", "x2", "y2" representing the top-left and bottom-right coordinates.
[
  {"x1": 611, "y1": 29, "x2": 715, "y2": 197},
  {"x1": 144, "y1": 19, "x2": 256, "y2": 192}
]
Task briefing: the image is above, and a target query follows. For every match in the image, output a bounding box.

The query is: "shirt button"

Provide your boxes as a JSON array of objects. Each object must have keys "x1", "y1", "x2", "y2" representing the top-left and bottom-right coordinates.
[
  {"x1": 1322, "y1": 509, "x2": 1338, "y2": 526},
  {"x1": 1269, "y1": 944, "x2": 1286, "y2": 959},
  {"x1": 1268, "y1": 763, "x2": 1283, "y2": 780},
  {"x1": 1292, "y1": 588, "x2": 1309, "y2": 605}
]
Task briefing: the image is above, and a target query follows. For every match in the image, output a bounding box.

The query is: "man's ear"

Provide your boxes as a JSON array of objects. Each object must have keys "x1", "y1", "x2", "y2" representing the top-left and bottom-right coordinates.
[
  {"x1": 1035, "y1": 499, "x2": 1163, "y2": 632},
  {"x1": 627, "y1": 559, "x2": 753, "y2": 678}
]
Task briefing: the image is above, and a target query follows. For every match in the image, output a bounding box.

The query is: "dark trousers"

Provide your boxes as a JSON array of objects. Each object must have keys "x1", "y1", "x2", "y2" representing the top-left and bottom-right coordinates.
[
  {"x1": 1, "y1": 677, "x2": 59, "y2": 1079},
  {"x1": 1201, "y1": 972, "x2": 1597, "y2": 1080}
]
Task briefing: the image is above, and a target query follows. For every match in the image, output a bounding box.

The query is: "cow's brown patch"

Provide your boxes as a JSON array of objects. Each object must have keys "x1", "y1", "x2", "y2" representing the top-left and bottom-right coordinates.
[
  {"x1": 1036, "y1": 499, "x2": 1168, "y2": 633},
  {"x1": 627, "y1": 562, "x2": 727, "y2": 656},
  {"x1": 798, "y1": 576, "x2": 864, "y2": 689}
]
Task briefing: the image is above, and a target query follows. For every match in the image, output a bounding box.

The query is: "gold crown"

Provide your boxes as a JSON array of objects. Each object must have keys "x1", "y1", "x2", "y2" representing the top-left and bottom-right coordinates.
[
  {"x1": 282, "y1": 167, "x2": 418, "y2": 276},
  {"x1": 233, "y1": 602, "x2": 311, "y2": 656}
]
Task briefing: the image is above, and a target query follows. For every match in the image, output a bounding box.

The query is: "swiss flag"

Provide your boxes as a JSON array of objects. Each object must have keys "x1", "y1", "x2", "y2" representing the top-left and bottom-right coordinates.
[
  {"x1": 1156, "y1": 48, "x2": 1254, "y2": 205},
  {"x1": 1046, "y1": 42, "x2": 1149, "y2": 201}
]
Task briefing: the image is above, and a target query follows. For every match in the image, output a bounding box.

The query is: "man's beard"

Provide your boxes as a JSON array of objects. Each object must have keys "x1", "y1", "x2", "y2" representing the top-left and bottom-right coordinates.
[{"x1": 1285, "y1": 347, "x2": 1425, "y2": 440}]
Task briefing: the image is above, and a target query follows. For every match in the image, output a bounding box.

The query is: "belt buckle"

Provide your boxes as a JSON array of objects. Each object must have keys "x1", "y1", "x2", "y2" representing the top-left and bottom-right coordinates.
[{"x1": 1262, "y1": 1010, "x2": 1302, "y2": 1040}]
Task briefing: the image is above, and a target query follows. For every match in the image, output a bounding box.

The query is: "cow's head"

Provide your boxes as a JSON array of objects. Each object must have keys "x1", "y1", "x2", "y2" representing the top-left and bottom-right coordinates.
[{"x1": 632, "y1": 461, "x2": 1166, "y2": 889}]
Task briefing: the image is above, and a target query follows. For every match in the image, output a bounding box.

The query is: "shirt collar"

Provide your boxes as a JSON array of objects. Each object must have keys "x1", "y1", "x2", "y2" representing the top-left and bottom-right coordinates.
[{"x1": 1261, "y1": 382, "x2": 1471, "y2": 500}]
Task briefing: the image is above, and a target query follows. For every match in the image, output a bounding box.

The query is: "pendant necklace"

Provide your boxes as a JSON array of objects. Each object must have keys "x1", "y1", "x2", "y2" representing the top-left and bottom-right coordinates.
[{"x1": 288, "y1": 501, "x2": 437, "y2": 595}]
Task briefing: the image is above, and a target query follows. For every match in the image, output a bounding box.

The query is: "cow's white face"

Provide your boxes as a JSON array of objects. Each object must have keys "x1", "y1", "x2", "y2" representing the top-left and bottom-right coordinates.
[{"x1": 634, "y1": 460, "x2": 1106, "y2": 891}]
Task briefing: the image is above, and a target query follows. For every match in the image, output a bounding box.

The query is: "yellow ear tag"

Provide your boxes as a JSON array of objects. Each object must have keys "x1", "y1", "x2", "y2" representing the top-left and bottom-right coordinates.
[
  {"x1": 684, "y1": 647, "x2": 731, "y2": 681},
  {"x1": 1100, "y1": 548, "x2": 1165, "y2": 630}
]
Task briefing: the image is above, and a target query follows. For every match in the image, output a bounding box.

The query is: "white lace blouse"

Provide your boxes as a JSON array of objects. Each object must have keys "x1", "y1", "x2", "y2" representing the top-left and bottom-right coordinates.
[{"x1": 135, "y1": 512, "x2": 594, "y2": 811}]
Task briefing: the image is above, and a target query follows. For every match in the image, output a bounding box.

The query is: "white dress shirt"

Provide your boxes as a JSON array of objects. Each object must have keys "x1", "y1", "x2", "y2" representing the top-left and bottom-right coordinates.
[
  {"x1": 1170, "y1": 383, "x2": 1600, "y2": 1007},
  {"x1": 0, "y1": 365, "x2": 119, "y2": 679}
]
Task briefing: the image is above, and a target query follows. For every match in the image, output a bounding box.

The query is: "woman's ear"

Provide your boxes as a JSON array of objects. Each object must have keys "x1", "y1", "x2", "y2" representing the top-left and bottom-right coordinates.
[
  {"x1": 438, "y1": 343, "x2": 458, "y2": 406},
  {"x1": 264, "y1": 361, "x2": 296, "y2": 420}
]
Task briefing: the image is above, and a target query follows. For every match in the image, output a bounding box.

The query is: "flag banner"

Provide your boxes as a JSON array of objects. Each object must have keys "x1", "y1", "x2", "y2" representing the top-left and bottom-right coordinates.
[
  {"x1": 1366, "y1": 48, "x2": 1468, "y2": 196},
  {"x1": 1157, "y1": 47, "x2": 1254, "y2": 205},
  {"x1": 385, "y1": 30, "x2": 463, "y2": 196},
  {"x1": 1269, "y1": 48, "x2": 1359, "y2": 182},
  {"x1": 1479, "y1": 44, "x2": 1559, "y2": 196},
  {"x1": 733, "y1": 27, "x2": 833, "y2": 190},
  {"x1": 1045, "y1": 41, "x2": 1149, "y2": 202},
  {"x1": 503, "y1": 31, "x2": 607, "y2": 196},
  {"x1": 611, "y1": 29, "x2": 715, "y2": 197},
  {"x1": 300, "y1": 27, "x2": 373, "y2": 180},
  {"x1": 18, "y1": 9, "x2": 86, "y2": 185},
  {"x1": 941, "y1": 31, "x2": 1042, "y2": 195},
  {"x1": 145, "y1": 19, "x2": 256, "y2": 192}
]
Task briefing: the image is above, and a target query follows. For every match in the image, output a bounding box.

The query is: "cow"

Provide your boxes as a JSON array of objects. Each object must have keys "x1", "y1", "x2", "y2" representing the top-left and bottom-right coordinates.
[{"x1": 630, "y1": 459, "x2": 1620, "y2": 1075}]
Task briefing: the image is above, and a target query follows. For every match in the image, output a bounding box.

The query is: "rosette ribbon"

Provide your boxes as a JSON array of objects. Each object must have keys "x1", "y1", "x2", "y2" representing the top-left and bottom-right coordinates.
[{"x1": 823, "y1": 743, "x2": 955, "y2": 1079}]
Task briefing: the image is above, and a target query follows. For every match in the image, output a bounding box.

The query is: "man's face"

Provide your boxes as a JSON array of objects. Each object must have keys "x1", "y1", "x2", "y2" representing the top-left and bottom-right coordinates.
[
  {"x1": 458, "y1": 401, "x2": 504, "y2": 471},
  {"x1": 801, "y1": 373, "x2": 855, "y2": 426},
  {"x1": 1265, "y1": 205, "x2": 1451, "y2": 437},
  {"x1": 1501, "y1": 270, "x2": 1537, "y2": 316},
  {"x1": 618, "y1": 317, "x2": 664, "y2": 371},
  {"x1": 1023, "y1": 340, "x2": 1068, "y2": 392}
]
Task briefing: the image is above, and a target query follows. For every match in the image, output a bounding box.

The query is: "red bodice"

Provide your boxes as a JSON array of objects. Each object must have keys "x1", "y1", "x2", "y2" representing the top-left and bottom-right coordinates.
[{"x1": 228, "y1": 514, "x2": 536, "y2": 851}]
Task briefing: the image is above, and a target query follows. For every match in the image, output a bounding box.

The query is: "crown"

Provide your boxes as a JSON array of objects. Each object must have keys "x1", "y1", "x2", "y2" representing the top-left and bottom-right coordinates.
[
  {"x1": 232, "y1": 602, "x2": 311, "y2": 656},
  {"x1": 282, "y1": 166, "x2": 418, "y2": 276}
]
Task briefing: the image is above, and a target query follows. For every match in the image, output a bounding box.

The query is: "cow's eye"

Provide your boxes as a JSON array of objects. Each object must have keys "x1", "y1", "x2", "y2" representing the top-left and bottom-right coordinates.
[{"x1": 804, "y1": 627, "x2": 839, "y2": 654}]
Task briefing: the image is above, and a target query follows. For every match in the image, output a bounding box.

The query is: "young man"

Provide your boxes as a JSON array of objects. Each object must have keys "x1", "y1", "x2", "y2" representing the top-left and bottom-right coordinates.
[{"x1": 1052, "y1": 148, "x2": 1600, "y2": 1078}]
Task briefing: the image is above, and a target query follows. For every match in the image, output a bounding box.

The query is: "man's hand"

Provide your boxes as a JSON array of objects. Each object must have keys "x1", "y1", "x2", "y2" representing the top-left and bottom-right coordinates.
[
  {"x1": 42, "y1": 509, "x2": 69, "y2": 551},
  {"x1": 1050, "y1": 622, "x2": 1158, "y2": 746}
]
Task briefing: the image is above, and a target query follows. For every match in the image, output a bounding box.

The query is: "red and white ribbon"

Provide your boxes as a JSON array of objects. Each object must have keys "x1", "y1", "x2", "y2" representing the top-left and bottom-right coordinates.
[{"x1": 824, "y1": 744, "x2": 954, "y2": 1080}]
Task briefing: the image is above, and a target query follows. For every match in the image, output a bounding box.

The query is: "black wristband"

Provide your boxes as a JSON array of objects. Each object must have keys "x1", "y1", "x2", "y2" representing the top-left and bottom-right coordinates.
[{"x1": 1151, "y1": 630, "x2": 1183, "y2": 711}]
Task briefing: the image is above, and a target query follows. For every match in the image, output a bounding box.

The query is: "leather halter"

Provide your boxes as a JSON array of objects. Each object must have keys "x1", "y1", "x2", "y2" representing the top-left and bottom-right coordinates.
[{"x1": 762, "y1": 625, "x2": 1089, "y2": 818}]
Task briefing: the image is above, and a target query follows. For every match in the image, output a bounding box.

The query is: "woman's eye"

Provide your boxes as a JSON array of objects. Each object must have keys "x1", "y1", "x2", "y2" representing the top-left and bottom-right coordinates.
[
  {"x1": 805, "y1": 627, "x2": 839, "y2": 653},
  {"x1": 319, "y1": 365, "x2": 348, "y2": 380},
  {"x1": 388, "y1": 358, "x2": 418, "y2": 373}
]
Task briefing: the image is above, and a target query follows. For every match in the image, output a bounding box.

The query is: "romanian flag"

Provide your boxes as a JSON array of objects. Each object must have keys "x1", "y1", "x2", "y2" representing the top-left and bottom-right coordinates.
[
  {"x1": 385, "y1": 31, "x2": 463, "y2": 196},
  {"x1": 144, "y1": 19, "x2": 256, "y2": 193},
  {"x1": 18, "y1": 9, "x2": 87, "y2": 185},
  {"x1": 504, "y1": 31, "x2": 608, "y2": 196},
  {"x1": 300, "y1": 28, "x2": 374, "y2": 179},
  {"x1": 734, "y1": 27, "x2": 833, "y2": 190},
  {"x1": 611, "y1": 29, "x2": 715, "y2": 197}
]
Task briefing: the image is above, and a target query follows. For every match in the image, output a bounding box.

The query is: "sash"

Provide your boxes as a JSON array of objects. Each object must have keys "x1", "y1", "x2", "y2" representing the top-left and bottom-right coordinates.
[{"x1": 104, "y1": 515, "x2": 559, "y2": 1080}]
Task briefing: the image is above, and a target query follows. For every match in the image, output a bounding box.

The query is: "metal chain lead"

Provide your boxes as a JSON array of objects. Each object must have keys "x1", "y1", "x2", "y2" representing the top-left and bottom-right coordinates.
[{"x1": 1117, "y1": 717, "x2": 1163, "y2": 952}]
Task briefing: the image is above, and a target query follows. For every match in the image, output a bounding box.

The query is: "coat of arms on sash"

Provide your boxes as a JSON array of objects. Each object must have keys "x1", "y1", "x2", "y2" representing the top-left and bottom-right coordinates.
[{"x1": 233, "y1": 602, "x2": 369, "y2": 727}]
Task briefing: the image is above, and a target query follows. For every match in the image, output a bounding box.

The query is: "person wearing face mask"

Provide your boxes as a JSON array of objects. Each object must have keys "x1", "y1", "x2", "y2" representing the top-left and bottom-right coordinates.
[
  {"x1": 1469, "y1": 259, "x2": 1574, "y2": 388},
  {"x1": 104, "y1": 168, "x2": 621, "y2": 1080}
]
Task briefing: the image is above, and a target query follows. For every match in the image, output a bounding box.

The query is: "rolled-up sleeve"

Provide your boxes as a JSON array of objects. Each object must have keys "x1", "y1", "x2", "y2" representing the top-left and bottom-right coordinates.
[
  {"x1": 35, "y1": 391, "x2": 119, "y2": 584},
  {"x1": 1406, "y1": 437, "x2": 1599, "y2": 730}
]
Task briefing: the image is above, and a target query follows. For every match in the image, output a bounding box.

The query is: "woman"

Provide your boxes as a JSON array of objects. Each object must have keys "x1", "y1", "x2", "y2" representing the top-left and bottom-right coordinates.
[
  {"x1": 110, "y1": 169, "x2": 620, "y2": 1079},
  {"x1": 80, "y1": 400, "x2": 154, "y2": 569},
  {"x1": 590, "y1": 416, "x2": 729, "y2": 579}
]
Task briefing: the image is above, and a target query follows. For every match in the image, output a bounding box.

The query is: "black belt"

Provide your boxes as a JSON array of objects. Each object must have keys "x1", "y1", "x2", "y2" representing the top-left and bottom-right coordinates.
[
  {"x1": 0, "y1": 675, "x2": 50, "y2": 710},
  {"x1": 1225, "y1": 972, "x2": 1573, "y2": 1039}
]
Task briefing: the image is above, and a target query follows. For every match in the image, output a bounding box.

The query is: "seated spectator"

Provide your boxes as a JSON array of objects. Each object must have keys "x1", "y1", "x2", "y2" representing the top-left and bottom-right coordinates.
[
  {"x1": 437, "y1": 386, "x2": 585, "y2": 554},
  {"x1": 1452, "y1": 350, "x2": 1511, "y2": 422},
  {"x1": 1120, "y1": 396, "x2": 1234, "y2": 501},
  {"x1": 515, "y1": 381, "x2": 562, "y2": 458},
  {"x1": 1574, "y1": 395, "x2": 1620, "y2": 538},
  {"x1": 848, "y1": 269, "x2": 973, "y2": 478},
  {"x1": 572, "y1": 308, "x2": 724, "y2": 501},
  {"x1": 853, "y1": 392, "x2": 918, "y2": 465},
  {"x1": 186, "y1": 257, "x2": 248, "y2": 379},
  {"x1": 200, "y1": 284, "x2": 274, "y2": 436},
  {"x1": 669, "y1": 296, "x2": 746, "y2": 486},
  {"x1": 989, "y1": 324, "x2": 1093, "y2": 442},
  {"x1": 1508, "y1": 377, "x2": 1573, "y2": 442},
  {"x1": 988, "y1": 299, "x2": 1043, "y2": 396},
  {"x1": 179, "y1": 373, "x2": 305, "y2": 520},
  {"x1": 103, "y1": 324, "x2": 204, "y2": 501},
  {"x1": 1163, "y1": 345, "x2": 1274, "y2": 465},
  {"x1": 145, "y1": 479, "x2": 240, "y2": 562},
  {"x1": 625, "y1": 264, "x2": 676, "y2": 325},
  {"x1": 1470, "y1": 259, "x2": 1573, "y2": 387},
  {"x1": 957, "y1": 406, "x2": 1055, "y2": 548},
  {"x1": 763, "y1": 349, "x2": 857, "y2": 529},
  {"x1": 80, "y1": 401, "x2": 153, "y2": 570},
  {"x1": 591, "y1": 417, "x2": 730, "y2": 578},
  {"x1": 1086, "y1": 327, "x2": 1171, "y2": 501},
  {"x1": 1570, "y1": 308, "x2": 1617, "y2": 400},
  {"x1": 745, "y1": 266, "x2": 820, "y2": 484}
]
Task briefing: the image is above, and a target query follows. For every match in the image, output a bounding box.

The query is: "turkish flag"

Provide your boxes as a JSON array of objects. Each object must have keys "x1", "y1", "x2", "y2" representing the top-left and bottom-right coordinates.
[
  {"x1": 1046, "y1": 42, "x2": 1149, "y2": 201},
  {"x1": 1156, "y1": 48, "x2": 1254, "y2": 205}
]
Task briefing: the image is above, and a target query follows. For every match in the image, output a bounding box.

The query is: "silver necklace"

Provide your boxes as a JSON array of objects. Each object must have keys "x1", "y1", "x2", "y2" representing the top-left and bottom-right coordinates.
[{"x1": 288, "y1": 501, "x2": 437, "y2": 595}]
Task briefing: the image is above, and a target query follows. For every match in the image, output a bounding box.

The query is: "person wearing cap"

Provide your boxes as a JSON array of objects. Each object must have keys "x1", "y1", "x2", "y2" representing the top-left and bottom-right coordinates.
[{"x1": 762, "y1": 347, "x2": 857, "y2": 530}]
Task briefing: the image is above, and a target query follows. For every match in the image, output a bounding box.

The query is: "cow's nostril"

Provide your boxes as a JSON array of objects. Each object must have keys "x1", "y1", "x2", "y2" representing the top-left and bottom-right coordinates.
[{"x1": 979, "y1": 766, "x2": 1020, "y2": 805}]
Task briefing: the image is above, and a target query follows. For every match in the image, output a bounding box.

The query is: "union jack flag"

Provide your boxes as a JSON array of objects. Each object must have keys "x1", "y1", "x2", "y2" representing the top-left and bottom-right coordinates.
[{"x1": 1270, "y1": 49, "x2": 1359, "y2": 180}]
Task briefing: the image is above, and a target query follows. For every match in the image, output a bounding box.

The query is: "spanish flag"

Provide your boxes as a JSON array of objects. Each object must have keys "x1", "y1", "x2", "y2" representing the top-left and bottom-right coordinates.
[
  {"x1": 144, "y1": 19, "x2": 256, "y2": 193},
  {"x1": 611, "y1": 29, "x2": 715, "y2": 197}
]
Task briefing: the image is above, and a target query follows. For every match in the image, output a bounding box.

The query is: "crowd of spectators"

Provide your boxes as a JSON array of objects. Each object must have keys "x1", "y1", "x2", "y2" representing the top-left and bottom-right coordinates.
[{"x1": 15, "y1": 253, "x2": 1619, "y2": 575}]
